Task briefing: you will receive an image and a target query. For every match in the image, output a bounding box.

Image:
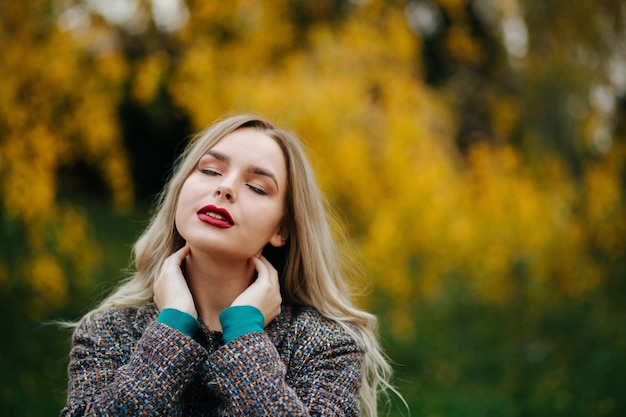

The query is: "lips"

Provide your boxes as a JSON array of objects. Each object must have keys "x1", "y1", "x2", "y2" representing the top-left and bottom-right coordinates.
[{"x1": 197, "y1": 205, "x2": 235, "y2": 228}]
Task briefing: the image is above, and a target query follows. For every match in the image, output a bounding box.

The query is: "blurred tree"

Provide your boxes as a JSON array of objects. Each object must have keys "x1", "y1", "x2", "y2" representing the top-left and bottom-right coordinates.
[
  {"x1": 0, "y1": 0, "x2": 133, "y2": 315},
  {"x1": 0, "y1": 1, "x2": 135, "y2": 414},
  {"x1": 410, "y1": 0, "x2": 626, "y2": 166}
]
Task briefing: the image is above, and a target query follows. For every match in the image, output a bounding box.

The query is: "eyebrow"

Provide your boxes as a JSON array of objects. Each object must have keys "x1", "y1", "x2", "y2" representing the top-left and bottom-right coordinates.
[{"x1": 205, "y1": 150, "x2": 280, "y2": 190}]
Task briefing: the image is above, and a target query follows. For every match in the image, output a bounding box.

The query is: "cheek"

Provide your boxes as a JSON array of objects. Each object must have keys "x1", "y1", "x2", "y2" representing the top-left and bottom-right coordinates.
[
  {"x1": 174, "y1": 182, "x2": 194, "y2": 227},
  {"x1": 177, "y1": 177, "x2": 199, "y2": 206},
  {"x1": 262, "y1": 204, "x2": 286, "y2": 235},
  {"x1": 173, "y1": 201, "x2": 185, "y2": 239},
  {"x1": 246, "y1": 200, "x2": 280, "y2": 230}
]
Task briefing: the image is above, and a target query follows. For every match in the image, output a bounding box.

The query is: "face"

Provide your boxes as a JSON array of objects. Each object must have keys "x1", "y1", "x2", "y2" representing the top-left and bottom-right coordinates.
[{"x1": 175, "y1": 128, "x2": 288, "y2": 260}]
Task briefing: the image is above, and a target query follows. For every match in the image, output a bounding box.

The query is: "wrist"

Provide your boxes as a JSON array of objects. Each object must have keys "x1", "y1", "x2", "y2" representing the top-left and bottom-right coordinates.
[
  {"x1": 157, "y1": 308, "x2": 200, "y2": 338},
  {"x1": 159, "y1": 302, "x2": 197, "y2": 319},
  {"x1": 219, "y1": 305, "x2": 265, "y2": 343}
]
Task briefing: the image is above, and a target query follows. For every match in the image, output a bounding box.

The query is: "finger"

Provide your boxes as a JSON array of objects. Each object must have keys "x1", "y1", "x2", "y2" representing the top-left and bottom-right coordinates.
[
  {"x1": 250, "y1": 256, "x2": 282, "y2": 305},
  {"x1": 171, "y1": 243, "x2": 190, "y2": 264},
  {"x1": 159, "y1": 244, "x2": 190, "y2": 276},
  {"x1": 249, "y1": 256, "x2": 277, "y2": 285},
  {"x1": 248, "y1": 254, "x2": 264, "y2": 270}
]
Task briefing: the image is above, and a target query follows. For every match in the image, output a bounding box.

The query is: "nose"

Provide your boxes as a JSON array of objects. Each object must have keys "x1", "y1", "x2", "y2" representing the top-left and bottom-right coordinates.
[{"x1": 214, "y1": 184, "x2": 235, "y2": 202}]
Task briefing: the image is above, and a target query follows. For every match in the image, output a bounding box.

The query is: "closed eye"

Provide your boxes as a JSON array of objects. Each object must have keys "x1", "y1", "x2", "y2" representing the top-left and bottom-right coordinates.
[
  {"x1": 200, "y1": 168, "x2": 221, "y2": 176},
  {"x1": 247, "y1": 184, "x2": 267, "y2": 195}
]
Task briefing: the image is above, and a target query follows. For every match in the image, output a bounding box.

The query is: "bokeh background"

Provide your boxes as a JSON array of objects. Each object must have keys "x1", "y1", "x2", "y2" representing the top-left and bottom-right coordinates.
[{"x1": 1, "y1": 0, "x2": 625, "y2": 415}]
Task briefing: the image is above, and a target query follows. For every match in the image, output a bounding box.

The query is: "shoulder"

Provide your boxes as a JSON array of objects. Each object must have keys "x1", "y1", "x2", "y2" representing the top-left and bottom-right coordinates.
[
  {"x1": 277, "y1": 304, "x2": 365, "y2": 355},
  {"x1": 74, "y1": 303, "x2": 159, "y2": 341},
  {"x1": 291, "y1": 305, "x2": 347, "y2": 335}
]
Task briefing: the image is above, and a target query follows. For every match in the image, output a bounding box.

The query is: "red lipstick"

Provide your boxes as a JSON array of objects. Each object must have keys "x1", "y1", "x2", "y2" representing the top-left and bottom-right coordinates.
[{"x1": 197, "y1": 205, "x2": 235, "y2": 228}]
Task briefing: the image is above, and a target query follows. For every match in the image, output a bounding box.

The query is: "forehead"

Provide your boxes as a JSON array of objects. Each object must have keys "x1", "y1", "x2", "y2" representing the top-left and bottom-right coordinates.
[{"x1": 209, "y1": 128, "x2": 287, "y2": 176}]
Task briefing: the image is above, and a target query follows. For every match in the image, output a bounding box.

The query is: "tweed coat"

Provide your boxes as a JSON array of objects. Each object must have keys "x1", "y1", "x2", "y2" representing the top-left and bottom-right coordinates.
[{"x1": 62, "y1": 302, "x2": 364, "y2": 416}]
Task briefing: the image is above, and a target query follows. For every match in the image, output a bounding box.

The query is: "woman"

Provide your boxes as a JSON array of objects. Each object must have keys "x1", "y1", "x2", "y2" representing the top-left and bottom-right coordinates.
[{"x1": 62, "y1": 114, "x2": 396, "y2": 416}]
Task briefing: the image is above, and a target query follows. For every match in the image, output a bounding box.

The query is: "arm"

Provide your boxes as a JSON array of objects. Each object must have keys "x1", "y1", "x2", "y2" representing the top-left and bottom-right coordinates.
[
  {"x1": 206, "y1": 309, "x2": 364, "y2": 416},
  {"x1": 61, "y1": 310, "x2": 207, "y2": 417}
]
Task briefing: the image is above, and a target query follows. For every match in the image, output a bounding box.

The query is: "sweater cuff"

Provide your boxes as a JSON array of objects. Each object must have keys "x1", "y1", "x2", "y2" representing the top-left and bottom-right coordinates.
[
  {"x1": 157, "y1": 308, "x2": 199, "y2": 338},
  {"x1": 219, "y1": 305, "x2": 265, "y2": 344}
]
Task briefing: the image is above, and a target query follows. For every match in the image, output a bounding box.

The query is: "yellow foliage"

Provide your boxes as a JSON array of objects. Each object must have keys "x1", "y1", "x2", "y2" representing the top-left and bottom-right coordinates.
[
  {"x1": 0, "y1": 1, "x2": 132, "y2": 310},
  {"x1": 389, "y1": 306, "x2": 417, "y2": 341},
  {"x1": 437, "y1": 0, "x2": 486, "y2": 64},
  {"x1": 437, "y1": 0, "x2": 468, "y2": 17},
  {"x1": 3, "y1": 0, "x2": 625, "y2": 336},
  {"x1": 445, "y1": 24, "x2": 486, "y2": 64},
  {"x1": 490, "y1": 96, "x2": 522, "y2": 143},
  {"x1": 165, "y1": 0, "x2": 626, "y2": 341},
  {"x1": 582, "y1": 144, "x2": 626, "y2": 261},
  {"x1": 26, "y1": 254, "x2": 67, "y2": 311},
  {"x1": 132, "y1": 53, "x2": 167, "y2": 104}
]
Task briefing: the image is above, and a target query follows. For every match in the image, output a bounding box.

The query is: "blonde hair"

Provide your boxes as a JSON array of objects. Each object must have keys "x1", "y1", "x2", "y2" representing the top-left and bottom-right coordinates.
[{"x1": 83, "y1": 114, "x2": 399, "y2": 416}]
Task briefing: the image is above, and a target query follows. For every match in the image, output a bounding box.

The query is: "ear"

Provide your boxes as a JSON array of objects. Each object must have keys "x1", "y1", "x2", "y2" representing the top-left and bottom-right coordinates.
[{"x1": 269, "y1": 224, "x2": 289, "y2": 248}]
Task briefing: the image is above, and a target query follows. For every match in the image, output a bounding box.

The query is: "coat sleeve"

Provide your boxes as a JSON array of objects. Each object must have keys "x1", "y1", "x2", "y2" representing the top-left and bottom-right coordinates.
[
  {"x1": 205, "y1": 310, "x2": 364, "y2": 416},
  {"x1": 61, "y1": 309, "x2": 207, "y2": 417}
]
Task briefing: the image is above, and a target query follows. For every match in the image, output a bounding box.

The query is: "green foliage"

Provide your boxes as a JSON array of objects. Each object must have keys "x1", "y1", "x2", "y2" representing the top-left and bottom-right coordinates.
[
  {"x1": 384, "y1": 284, "x2": 626, "y2": 417},
  {"x1": 0, "y1": 202, "x2": 147, "y2": 415}
]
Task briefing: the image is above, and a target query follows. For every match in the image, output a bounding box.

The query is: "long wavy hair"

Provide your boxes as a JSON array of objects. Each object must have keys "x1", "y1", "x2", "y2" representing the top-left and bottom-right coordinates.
[{"x1": 81, "y1": 114, "x2": 398, "y2": 416}]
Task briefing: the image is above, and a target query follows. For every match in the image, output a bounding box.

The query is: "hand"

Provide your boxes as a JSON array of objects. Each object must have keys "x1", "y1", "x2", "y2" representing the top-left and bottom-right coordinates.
[
  {"x1": 231, "y1": 256, "x2": 282, "y2": 327},
  {"x1": 153, "y1": 244, "x2": 198, "y2": 319}
]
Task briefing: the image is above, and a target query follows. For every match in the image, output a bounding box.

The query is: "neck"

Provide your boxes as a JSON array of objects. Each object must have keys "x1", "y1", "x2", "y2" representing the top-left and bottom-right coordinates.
[{"x1": 184, "y1": 249, "x2": 256, "y2": 331}]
